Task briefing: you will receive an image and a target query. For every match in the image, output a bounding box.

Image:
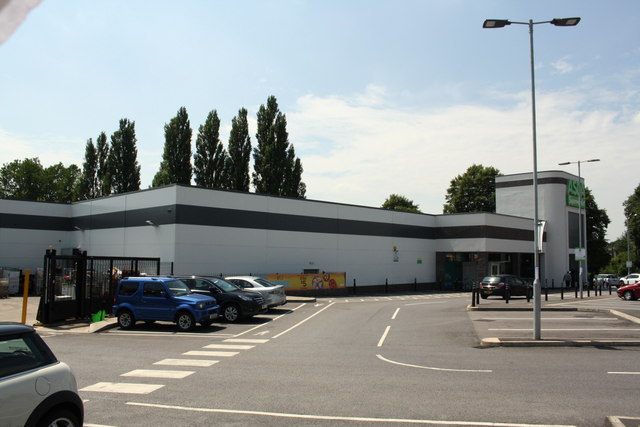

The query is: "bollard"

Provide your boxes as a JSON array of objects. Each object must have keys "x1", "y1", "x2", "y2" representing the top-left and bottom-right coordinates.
[
  {"x1": 561, "y1": 286, "x2": 564, "y2": 300},
  {"x1": 505, "y1": 286, "x2": 510, "y2": 304},
  {"x1": 353, "y1": 278, "x2": 357, "y2": 295},
  {"x1": 544, "y1": 287, "x2": 548, "y2": 301},
  {"x1": 527, "y1": 287, "x2": 531, "y2": 303},
  {"x1": 575, "y1": 287, "x2": 578, "y2": 298},
  {"x1": 609, "y1": 285, "x2": 612, "y2": 295},
  {"x1": 471, "y1": 287, "x2": 476, "y2": 307},
  {"x1": 414, "y1": 277, "x2": 417, "y2": 292},
  {"x1": 385, "y1": 278, "x2": 388, "y2": 294},
  {"x1": 476, "y1": 287, "x2": 480, "y2": 305},
  {"x1": 552, "y1": 278, "x2": 555, "y2": 289},
  {"x1": 587, "y1": 286, "x2": 590, "y2": 297}
]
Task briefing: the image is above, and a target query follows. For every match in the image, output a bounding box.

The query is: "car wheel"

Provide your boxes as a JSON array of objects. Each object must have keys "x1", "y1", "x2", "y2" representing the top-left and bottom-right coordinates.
[
  {"x1": 223, "y1": 304, "x2": 241, "y2": 322},
  {"x1": 117, "y1": 310, "x2": 135, "y2": 329},
  {"x1": 176, "y1": 311, "x2": 195, "y2": 331},
  {"x1": 38, "y1": 407, "x2": 81, "y2": 427},
  {"x1": 624, "y1": 291, "x2": 635, "y2": 301}
]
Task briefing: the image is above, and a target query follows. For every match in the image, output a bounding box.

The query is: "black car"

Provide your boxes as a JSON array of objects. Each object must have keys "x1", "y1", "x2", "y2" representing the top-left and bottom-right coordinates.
[
  {"x1": 179, "y1": 276, "x2": 268, "y2": 322},
  {"x1": 478, "y1": 275, "x2": 532, "y2": 299}
]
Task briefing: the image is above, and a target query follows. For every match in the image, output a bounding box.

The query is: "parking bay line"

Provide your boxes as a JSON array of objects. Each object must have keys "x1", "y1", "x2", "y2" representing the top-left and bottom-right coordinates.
[
  {"x1": 154, "y1": 359, "x2": 219, "y2": 367},
  {"x1": 608, "y1": 371, "x2": 640, "y2": 375},
  {"x1": 224, "y1": 338, "x2": 269, "y2": 344},
  {"x1": 203, "y1": 344, "x2": 255, "y2": 350},
  {"x1": 182, "y1": 350, "x2": 239, "y2": 357},
  {"x1": 127, "y1": 401, "x2": 571, "y2": 426},
  {"x1": 80, "y1": 382, "x2": 164, "y2": 394},
  {"x1": 488, "y1": 328, "x2": 640, "y2": 331},
  {"x1": 121, "y1": 369, "x2": 194, "y2": 379}
]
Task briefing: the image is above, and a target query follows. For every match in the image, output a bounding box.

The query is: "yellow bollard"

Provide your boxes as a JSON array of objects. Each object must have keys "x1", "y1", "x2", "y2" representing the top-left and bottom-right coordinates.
[{"x1": 21, "y1": 269, "x2": 30, "y2": 324}]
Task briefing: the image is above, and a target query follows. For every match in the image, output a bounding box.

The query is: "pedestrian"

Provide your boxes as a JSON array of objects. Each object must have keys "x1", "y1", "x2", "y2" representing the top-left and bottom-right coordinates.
[{"x1": 563, "y1": 271, "x2": 572, "y2": 288}]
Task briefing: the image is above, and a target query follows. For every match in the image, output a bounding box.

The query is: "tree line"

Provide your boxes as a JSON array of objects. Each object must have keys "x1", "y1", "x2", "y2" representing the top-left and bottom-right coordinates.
[{"x1": 0, "y1": 95, "x2": 305, "y2": 203}]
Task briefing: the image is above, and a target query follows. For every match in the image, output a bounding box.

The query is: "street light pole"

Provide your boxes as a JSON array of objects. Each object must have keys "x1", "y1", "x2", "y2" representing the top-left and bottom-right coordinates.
[
  {"x1": 558, "y1": 159, "x2": 600, "y2": 299},
  {"x1": 484, "y1": 17, "x2": 580, "y2": 340}
]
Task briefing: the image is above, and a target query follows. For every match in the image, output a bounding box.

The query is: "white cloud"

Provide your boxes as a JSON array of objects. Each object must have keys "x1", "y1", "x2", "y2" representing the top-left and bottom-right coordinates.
[
  {"x1": 551, "y1": 57, "x2": 575, "y2": 74},
  {"x1": 288, "y1": 86, "x2": 639, "y2": 241}
]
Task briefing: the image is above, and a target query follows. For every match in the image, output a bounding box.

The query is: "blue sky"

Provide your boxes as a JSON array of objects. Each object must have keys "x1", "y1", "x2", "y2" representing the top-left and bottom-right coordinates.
[{"x1": 1, "y1": 0, "x2": 638, "y2": 241}]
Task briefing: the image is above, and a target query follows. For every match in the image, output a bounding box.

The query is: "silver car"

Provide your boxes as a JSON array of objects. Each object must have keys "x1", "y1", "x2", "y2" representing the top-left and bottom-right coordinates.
[
  {"x1": 226, "y1": 276, "x2": 287, "y2": 308},
  {"x1": 0, "y1": 322, "x2": 84, "y2": 427}
]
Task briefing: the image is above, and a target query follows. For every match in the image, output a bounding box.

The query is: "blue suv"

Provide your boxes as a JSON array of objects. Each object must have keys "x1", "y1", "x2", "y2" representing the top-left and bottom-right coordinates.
[{"x1": 112, "y1": 277, "x2": 220, "y2": 331}]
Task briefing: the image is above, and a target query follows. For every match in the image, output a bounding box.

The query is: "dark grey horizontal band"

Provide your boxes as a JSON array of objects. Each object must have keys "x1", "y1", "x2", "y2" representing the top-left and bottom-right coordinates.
[
  {"x1": 1, "y1": 204, "x2": 536, "y2": 242},
  {"x1": 496, "y1": 177, "x2": 568, "y2": 189}
]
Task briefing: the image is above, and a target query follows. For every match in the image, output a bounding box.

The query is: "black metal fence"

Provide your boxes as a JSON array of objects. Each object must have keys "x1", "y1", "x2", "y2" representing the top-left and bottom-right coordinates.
[{"x1": 37, "y1": 249, "x2": 168, "y2": 324}]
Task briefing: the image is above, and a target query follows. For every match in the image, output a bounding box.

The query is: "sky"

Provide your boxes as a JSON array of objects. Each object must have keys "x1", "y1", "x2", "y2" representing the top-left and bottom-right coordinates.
[{"x1": 0, "y1": 0, "x2": 638, "y2": 241}]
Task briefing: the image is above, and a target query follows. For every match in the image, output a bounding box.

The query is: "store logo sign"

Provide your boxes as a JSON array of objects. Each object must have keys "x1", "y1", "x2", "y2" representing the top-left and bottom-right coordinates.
[{"x1": 566, "y1": 179, "x2": 585, "y2": 208}]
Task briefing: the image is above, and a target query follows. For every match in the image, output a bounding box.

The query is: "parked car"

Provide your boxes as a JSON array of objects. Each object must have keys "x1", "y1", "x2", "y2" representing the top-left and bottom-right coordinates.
[
  {"x1": 620, "y1": 273, "x2": 640, "y2": 286},
  {"x1": 478, "y1": 275, "x2": 532, "y2": 299},
  {"x1": 0, "y1": 322, "x2": 84, "y2": 427},
  {"x1": 594, "y1": 274, "x2": 621, "y2": 288},
  {"x1": 112, "y1": 276, "x2": 220, "y2": 331},
  {"x1": 179, "y1": 276, "x2": 268, "y2": 322},
  {"x1": 225, "y1": 276, "x2": 287, "y2": 308},
  {"x1": 617, "y1": 282, "x2": 640, "y2": 301}
]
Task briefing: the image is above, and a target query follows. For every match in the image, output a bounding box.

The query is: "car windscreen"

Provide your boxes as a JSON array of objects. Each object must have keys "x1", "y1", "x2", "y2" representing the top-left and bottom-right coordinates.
[
  {"x1": 255, "y1": 279, "x2": 278, "y2": 288},
  {"x1": 481, "y1": 276, "x2": 501, "y2": 283},
  {"x1": 166, "y1": 279, "x2": 192, "y2": 297},
  {"x1": 208, "y1": 278, "x2": 241, "y2": 292}
]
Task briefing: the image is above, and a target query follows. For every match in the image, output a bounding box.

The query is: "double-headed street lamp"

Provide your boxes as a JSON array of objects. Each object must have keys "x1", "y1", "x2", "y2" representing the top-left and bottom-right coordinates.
[
  {"x1": 483, "y1": 17, "x2": 580, "y2": 340},
  {"x1": 559, "y1": 159, "x2": 600, "y2": 299}
]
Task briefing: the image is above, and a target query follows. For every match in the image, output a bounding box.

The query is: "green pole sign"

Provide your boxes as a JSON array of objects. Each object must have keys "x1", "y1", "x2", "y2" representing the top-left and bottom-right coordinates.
[{"x1": 566, "y1": 179, "x2": 585, "y2": 209}]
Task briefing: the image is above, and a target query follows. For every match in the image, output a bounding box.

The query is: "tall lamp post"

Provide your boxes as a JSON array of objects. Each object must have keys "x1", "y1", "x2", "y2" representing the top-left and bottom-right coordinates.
[
  {"x1": 558, "y1": 159, "x2": 600, "y2": 299},
  {"x1": 483, "y1": 17, "x2": 580, "y2": 340}
]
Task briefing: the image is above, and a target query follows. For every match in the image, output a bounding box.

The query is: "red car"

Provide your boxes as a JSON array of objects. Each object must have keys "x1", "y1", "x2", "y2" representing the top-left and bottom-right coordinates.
[{"x1": 617, "y1": 282, "x2": 640, "y2": 301}]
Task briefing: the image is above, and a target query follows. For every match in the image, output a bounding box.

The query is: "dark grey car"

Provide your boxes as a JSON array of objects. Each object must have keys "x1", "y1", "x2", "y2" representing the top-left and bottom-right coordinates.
[{"x1": 478, "y1": 275, "x2": 532, "y2": 299}]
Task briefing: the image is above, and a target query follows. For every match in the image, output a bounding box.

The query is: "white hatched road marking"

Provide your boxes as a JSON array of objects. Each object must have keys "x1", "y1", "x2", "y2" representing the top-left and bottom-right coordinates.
[
  {"x1": 121, "y1": 369, "x2": 194, "y2": 379},
  {"x1": 224, "y1": 338, "x2": 269, "y2": 344},
  {"x1": 154, "y1": 359, "x2": 219, "y2": 367},
  {"x1": 182, "y1": 350, "x2": 239, "y2": 357},
  {"x1": 203, "y1": 344, "x2": 255, "y2": 350},
  {"x1": 80, "y1": 382, "x2": 164, "y2": 394}
]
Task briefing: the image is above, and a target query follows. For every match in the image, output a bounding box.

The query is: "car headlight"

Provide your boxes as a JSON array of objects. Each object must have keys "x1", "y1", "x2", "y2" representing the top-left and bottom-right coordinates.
[{"x1": 196, "y1": 302, "x2": 206, "y2": 309}]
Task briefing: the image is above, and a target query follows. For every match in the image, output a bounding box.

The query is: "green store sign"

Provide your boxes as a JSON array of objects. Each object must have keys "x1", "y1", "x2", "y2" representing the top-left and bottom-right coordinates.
[{"x1": 566, "y1": 179, "x2": 585, "y2": 208}]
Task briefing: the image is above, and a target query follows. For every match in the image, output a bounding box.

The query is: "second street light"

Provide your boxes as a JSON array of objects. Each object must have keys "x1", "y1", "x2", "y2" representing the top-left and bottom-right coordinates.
[
  {"x1": 558, "y1": 158, "x2": 600, "y2": 299},
  {"x1": 483, "y1": 17, "x2": 580, "y2": 340}
]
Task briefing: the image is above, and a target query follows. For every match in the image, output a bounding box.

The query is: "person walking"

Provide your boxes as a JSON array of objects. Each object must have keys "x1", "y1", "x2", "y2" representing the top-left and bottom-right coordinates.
[{"x1": 563, "y1": 270, "x2": 572, "y2": 288}]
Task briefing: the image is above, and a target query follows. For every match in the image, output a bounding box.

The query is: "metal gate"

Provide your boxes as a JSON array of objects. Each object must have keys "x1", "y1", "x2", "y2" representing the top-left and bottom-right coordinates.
[{"x1": 37, "y1": 249, "x2": 166, "y2": 324}]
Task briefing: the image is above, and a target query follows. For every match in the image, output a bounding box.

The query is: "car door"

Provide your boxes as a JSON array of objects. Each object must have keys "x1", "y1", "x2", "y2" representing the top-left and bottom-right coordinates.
[{"x1": 140, "y1": 282, "x2": 173, "y2": 321}]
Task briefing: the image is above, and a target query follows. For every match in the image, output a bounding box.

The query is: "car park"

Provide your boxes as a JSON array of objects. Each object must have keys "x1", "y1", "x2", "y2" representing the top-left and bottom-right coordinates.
[
  {"x1": 617, "y1": 282, "x2": 640, "y2": 301},
  {"x1": 112, "y1": 276, "x2": 220, "y2": 331},
  {"x1": 478, "y1": 275, "x2": 532, "y2": 299},
  {"x1": 179, "y1": 276, "x2": 268, "y2": 322},
  {"x1": 594, "y1": 274, "x2": 621, "y2": 288},
  {"x1": 620, "y1": 273, "x2": 640, "y2": 285},
  {"x1": 225, "y1": 276, "x2": 287, "y2": 308},
  {"x1": 0, "y1": 322, "x2": 84, "y2": 427}
]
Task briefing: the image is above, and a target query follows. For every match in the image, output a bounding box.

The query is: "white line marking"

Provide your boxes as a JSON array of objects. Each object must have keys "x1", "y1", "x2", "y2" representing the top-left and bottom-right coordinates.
[
  {"x1": 121, "y1": 369, "x2": 194, "y2": 379},
  {"x1": 608, "y1": 371, "x2": 640, "y2": 375},
  {"x1": 182, "y1": 350, "x2": 238, "y2": 357},
  {"x1": 108, "y1": 331, "x2": 235, "y2": 337},
  {"x1": 272, "y1": 302, "x2": 336, "y2": 339},
  {"x1": 378, "y1": 326, "x2": 391, "y2": 347},
  {"x1": 224, "y1": 338, "x2": 268, "y2": 344},
  {"x1": 377, "y1": 354, "x2": 492, "y2": 373},
  {"x1": 125, "y1": 401, "x2": 567, "y2": 426},
  {"x1": 203, "y1": 344, "x2": 255, "y2": 350},
  {"x1": 405, "y1": 301, "x2": 446, "y2": 307},
  {"x1": 154, "y1": 359, "x2": 219, "y2": 367},
  {"x1": 479, "y1": 318, "x2": 619, "y2": 321},
  {"x1": 233, "y1": 304, "x2": 306, "y2": 338},
  {"x1": 80, "y1": 382, "x2": 164, "y2": 394},
  {"x1": 85, "y1": 424, "x2": 117, "y2": 427},
  {"x1": 392, "y1": 308, "x2": 400, "y2": 320}
]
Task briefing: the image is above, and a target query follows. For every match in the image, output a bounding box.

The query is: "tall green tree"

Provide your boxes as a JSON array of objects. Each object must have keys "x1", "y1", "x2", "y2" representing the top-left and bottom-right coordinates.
[
  {"x1": 0, "y1": 158, "x2": 45, "y2": 200},
  {"x1": 42, "y1": 163, "x2": 81, "y2": 203},
  {"x1": 76, "y1": 138, "x2": 99, "y2": 200},
  {"x1": 109, "y1": 118, "x2": 141, "y2": 194},
  {"x1": 226, "y1": 108, "x2": 251, "y2": 191},
  {"x1": 253, "y1": 96, "x2": 305, "y2": 198},
  {"x1": 624, "y1": 182, "x2": 640, "y2": 255},
  {"x1": 193, "y1": 110, "x2": 228, "y2": 189},
  {"x1": 153, "y1": 107, "x2": 192, "y2": 187},
  {"x1": 585, "y1": 187, "x2": 611, "y2": 275},
  {"x1": 96, "y1": 132, "x2": 111, "y2": 197},
  {"x1": 382, "y1": 194, "x2": 421, "y2": 213},
  {"x1": 443, "y1": 164, "x2": 501, "y2": 213}
]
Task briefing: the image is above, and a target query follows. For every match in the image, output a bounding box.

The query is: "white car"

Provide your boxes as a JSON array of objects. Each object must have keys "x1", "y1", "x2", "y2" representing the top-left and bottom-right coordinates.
[
  {"x1": 620, "y1": 273, "x2": 640, "y2": 285},
  {"x1": 0, "y1": 322, "x2": 83, "y2": 427},
  {"x1": 226, "y1": 276, "x2": 287, "y2": 308}
]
